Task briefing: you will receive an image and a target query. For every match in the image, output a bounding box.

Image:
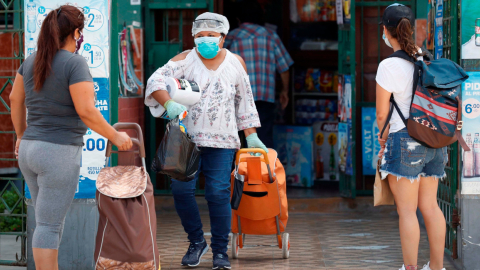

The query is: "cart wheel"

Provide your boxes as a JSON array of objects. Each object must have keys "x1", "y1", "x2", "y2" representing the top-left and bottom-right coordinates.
[
  {"x1": 282, "y1": 233, "x2": 290, "y2": 259},
  {"x1": 232, "y1": 233, "x2": 240, "y2": 259}
]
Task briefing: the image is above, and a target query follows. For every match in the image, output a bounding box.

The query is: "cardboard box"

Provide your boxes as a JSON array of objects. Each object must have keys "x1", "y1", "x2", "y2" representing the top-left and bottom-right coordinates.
[
  {"x1": 274, "y1": 125, "x2": 314, "y2": 187},
  {"x1": 313, "y1": 122, "x2": 339, "y2": 181}
]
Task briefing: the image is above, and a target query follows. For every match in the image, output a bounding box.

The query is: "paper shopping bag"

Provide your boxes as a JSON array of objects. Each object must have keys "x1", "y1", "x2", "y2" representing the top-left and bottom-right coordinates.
[{"x1": 374, "y1": 160, "x2": 394, "y2": 206}]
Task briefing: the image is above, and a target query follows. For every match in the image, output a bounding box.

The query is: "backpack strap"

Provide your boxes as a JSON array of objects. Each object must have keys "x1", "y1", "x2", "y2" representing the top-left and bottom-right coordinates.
[
  {"x1": 386, "y1": 50, "x2": 416, "y2": 63},
  {"x1": 380, "y1": 96, "x2": 408, "y2": 138},
  {"x1": 379, "y1": 50, "x2": 417, "y2": 138},
  {"x1": 455, "y1": 96, "x2": 471, "y2": 151}
]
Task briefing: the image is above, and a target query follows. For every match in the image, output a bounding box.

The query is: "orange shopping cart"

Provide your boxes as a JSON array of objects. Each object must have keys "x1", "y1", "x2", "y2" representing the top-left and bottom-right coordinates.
[{"x1": 230, "y1": 148, "x2": 289, "y2": 259}]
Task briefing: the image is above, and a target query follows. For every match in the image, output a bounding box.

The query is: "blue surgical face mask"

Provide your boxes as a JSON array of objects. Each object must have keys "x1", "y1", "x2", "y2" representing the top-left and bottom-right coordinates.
[
  {"x1": 383, "y1": 33, "x2": 393, "y2": 48},
  {"x1": 195, "y1": 36, "x2": 222, "y2": 59}
]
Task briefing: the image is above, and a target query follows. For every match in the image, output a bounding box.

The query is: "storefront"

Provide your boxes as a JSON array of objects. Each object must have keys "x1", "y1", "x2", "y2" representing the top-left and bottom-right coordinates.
[{"x1": 1, "y1": 0, "x2": 475, "y2": 267}]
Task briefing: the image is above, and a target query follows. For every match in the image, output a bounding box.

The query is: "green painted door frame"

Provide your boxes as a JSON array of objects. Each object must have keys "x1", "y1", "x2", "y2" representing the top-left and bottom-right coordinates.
[
  {"x1": 143, "y1": 0, "x2": 213, "y2": 195},
  {"x1": 0, "y1": 0, "x2": 27, "y2": 266}
]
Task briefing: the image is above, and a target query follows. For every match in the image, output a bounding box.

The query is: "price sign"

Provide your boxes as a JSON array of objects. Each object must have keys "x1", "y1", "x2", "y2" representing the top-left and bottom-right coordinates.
[
  {"x1": 36, "y1": 7, "x2": 51, "y2": 27},
  {"x1": 83, "y1": 6, "x2": 104, "y2": 32},
  {"x1": 81, "y1": 43, "x2": 105, "y2": 68},
  {"x1": 463, "y1": 98, "x2": 480, "y2": 119}
]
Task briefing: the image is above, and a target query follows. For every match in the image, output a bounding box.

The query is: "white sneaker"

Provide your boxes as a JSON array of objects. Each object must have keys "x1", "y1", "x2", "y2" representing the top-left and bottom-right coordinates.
[
  {"x1": 399, "y1": 265, "x2": 406, "y2": 270},
  {"x1": 421, "y1": 261, "x2": 446, "y2": 270}
]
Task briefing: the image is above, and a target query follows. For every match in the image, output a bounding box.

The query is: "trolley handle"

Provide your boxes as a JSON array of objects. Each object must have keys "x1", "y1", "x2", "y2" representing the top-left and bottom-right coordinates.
[
  {"x1": 235, "y1": 148, "x2": 274, "y2": 184},
  {"x1": 235, "y1": 148, "x2": 270, "y2": 165},
  {"x1": 105, "y1": 122, "x2": 146, "y2": 158}
]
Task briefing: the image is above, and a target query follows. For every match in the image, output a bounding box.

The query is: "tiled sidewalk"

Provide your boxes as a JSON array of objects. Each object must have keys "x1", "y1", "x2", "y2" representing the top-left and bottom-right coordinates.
[{"x1": 156, "y1": 211, "x2": 457, "y2": 270}]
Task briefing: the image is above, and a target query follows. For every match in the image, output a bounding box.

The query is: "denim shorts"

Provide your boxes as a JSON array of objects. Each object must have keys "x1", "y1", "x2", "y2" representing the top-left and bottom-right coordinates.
[{"x1": 380, "y1": 128, "x2": 447, "y2": 182}]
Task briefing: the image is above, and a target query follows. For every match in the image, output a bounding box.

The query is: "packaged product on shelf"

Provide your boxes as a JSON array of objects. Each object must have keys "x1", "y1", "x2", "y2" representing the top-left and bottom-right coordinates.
[
  {"x1": 320, "y1": 71, "x2": 333, "y2": 92},
  {"x1": 274, "y1": 125, "x2": 314, "y2": 187},
  {"x1": 305, "y1": 68, "x2": 321, "y2": 91},
  {"x1": 294, "y1": 69, "x2": 306, "y2": 92},
  {"x1": 333, "y1": 72, "x2": 339, "y2": 92},
  {"x1": 328, "y1": 0, "x2": 337, "y2": 21},
  {"x1": 313, "y1": 121, "x2": 339, "y2": 180}
]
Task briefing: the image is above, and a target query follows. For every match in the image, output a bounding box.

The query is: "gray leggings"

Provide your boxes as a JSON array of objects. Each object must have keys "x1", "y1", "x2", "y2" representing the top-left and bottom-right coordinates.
[{"x1": 18, "y1": 140, "x2": 81, "y2": 249}]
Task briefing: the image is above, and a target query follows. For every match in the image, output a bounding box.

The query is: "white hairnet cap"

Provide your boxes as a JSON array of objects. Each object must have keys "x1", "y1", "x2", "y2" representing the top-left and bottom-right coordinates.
[{"x1": 192, "y1": 12, "x2": 230, "y2": 36}]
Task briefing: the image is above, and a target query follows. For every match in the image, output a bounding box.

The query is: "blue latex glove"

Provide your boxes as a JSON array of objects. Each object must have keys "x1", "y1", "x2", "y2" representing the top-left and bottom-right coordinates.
[
  {"x1": 246, "y1": 133, "x2": 269, "y2": 156},
  {"x1": 164, "y1": 100, "x2": 187, "y2": 119}
]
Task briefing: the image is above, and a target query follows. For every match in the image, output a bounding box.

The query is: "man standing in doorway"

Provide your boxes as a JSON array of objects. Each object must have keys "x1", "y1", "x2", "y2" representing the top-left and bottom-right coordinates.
[{"x1": 224, "y1": 0, "x2": 293, "y2": 148}]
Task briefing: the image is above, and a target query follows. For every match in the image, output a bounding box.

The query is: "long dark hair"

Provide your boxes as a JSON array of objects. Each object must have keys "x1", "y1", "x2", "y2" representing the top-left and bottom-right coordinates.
[
  {"x1": 33, "y1": 5, "x2": 84, "y2": 91},
  {"x1": 386, "y1": 18, "x2": 425, "y2": 57}
]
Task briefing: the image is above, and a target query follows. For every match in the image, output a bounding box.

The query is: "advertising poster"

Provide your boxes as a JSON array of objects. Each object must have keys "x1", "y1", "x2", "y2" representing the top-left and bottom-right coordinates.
[
  {"x1": 313, "y1": 122, "x2": 339, "y2": 181},
  {"x1": 426, "y1": 0, "x2": 434, "y2": 51},
  {"x1": 338, "y1": 75, "x2": 352, "y2": 122},
  {"x1": 273, "y1": 125, "x2": 314, "y2": 188},
  {"x1": 434, "y1": 0, "x2": 443, "y2": 59},
  {"x1": 345, "y1": 120, "x2": 353, "y2": 175},
  {"x1": 461, "y1": 72, "x2": 480, "y2": 194},
  {"x1": 24, "y1": 0, "x2": 110, "y2": 199},
  {"x1": 461, "y1": 0, "x2": 480, "y2": 70},
  {"x1": 361, "y1": 108, "x2": 381, "y2": 175},
  {"x1": 461, "y1": 0, "x2": 480, "y2": 194},
  {"x1": 338, "y1": 122, "x2": 348, "y2": 173}
]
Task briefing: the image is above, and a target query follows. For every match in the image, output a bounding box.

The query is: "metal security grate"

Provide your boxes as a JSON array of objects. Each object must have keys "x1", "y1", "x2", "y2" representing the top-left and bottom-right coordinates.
[
  {"x1": 0, "y1": 0, "x2": 26, "y2": 266},
  {"x1": 436, "y1": 0, "x2": 460, "y2": 258}
]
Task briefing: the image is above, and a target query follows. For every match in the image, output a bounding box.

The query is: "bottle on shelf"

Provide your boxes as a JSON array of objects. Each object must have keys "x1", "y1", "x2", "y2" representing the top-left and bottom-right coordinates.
[
  {"x1": 27, "y1": 0, "x2": 36, "y2": 34},
  {"x1": 474, "y1": 133, "x2": 480, "y2": 177},
  {"x1": 464, "y1": 133, "x2": 475, "y2": 178}
]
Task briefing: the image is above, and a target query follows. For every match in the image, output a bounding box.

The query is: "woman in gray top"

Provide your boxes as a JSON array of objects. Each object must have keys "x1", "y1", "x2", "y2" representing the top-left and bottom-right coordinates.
[{"x1": 9, "y1": 5, "x2": 132, "y2": 270}]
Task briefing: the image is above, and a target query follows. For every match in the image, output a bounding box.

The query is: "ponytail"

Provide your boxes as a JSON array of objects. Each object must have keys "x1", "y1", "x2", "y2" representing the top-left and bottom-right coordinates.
[
  {"x1": 33, "y1": 5, "x2": 85, "y2": 91},
  {"x1": 33, "y1": 10, "x2": 60, "y2": 91},
  {"x1": 386, "y1": 18, "x2": 426, "y2": 57}
]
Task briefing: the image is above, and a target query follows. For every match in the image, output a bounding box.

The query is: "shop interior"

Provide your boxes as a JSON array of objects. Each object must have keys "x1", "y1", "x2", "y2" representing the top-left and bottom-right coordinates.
[{"x1": 146, "y1": 0, "x2": 394, "y2": 198}]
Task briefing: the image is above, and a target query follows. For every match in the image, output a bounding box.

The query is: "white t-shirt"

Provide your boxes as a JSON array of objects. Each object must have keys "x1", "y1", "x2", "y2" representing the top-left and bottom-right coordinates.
[{"x1": 375, "y1": 53, "x2": 423, "y2": 133}]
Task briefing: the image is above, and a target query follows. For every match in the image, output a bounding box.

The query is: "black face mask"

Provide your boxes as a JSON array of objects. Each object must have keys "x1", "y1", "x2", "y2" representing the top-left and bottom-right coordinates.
[{"x1": 74, "y1": 31, "x2": 84, "y2": 54}]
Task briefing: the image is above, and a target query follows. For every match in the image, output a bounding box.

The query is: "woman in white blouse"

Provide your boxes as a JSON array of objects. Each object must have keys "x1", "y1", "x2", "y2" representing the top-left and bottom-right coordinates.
[{"x1": 145, "y1": 12, "x2": 267, "y2": 270}]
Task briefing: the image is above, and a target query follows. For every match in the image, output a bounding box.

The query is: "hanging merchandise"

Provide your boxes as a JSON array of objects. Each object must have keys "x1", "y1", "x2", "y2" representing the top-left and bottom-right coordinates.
[
  {"x1": 118, "y1": 25, "x2": 144, "y2": 96},
  {"x1": 434, "y1": 0, "x2": 444, "y2": 59},
  {"x1": 338, "y1": 75, "x2": 352, "y2": 122},
  {"x1": 148, "y1": 77, "x2": 202, "y2": 119},
  {"x1": 335, "y1": 0, "x2": 343, "y2": 24},
  {"x1": 338, "y1": 122, "x2": 348, "y2": 172},
  {"x1": 343, "y1": 0, "x2": 350, "y2": 24}
]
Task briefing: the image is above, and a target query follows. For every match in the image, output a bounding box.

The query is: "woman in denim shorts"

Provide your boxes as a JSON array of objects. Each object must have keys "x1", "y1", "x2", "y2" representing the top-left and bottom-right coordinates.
[{"x1": 376, "y1": 4, "x2": 447, "y2": 270}]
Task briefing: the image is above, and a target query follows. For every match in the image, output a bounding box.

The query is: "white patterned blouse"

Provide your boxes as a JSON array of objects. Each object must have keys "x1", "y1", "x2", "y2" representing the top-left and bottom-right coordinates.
[{"x1": 145, "y1": 49, "x2": 261, "y2": 149}]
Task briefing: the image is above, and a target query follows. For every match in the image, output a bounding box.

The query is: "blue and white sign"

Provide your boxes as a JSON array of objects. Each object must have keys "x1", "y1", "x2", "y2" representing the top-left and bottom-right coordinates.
[
  {"x1": 434, "y1": 0, "x2": 444, "y2": 59},
  {"x1": 361, "y1": 108, "x2": 381, "y2": 175},
  {"x1": 461, "y1": 72, "x2": 480, "y2": 194},
  {"x1": 24, "y1": 0, "x2": 110, "y2": 199}
]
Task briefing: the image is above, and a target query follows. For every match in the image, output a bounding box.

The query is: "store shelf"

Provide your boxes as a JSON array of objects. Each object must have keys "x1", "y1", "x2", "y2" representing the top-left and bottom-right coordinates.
[
  {"x1": 291, "y1": 50, "x2": 338, "y2": 68},
  {"x1": 293, "y1": 92, "x2": 338, "y2": 97}
]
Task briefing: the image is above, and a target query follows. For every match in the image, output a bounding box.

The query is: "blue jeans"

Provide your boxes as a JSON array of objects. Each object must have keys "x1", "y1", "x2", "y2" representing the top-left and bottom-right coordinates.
[
  {"x1": 171, "y1": 147, "x2": 235, "y2": 254},
  {"x1": 380, "y1": 128, "x2": 448, "y2": 181}
]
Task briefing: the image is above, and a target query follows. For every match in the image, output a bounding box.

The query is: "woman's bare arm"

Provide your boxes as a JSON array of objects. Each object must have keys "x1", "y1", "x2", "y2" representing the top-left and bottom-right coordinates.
[
  {"x1": 70, "y1": 82, "x2": 132, "y2": 150},
  {"x1": 10, "y1": 73, "x2": 27, "y2": 139}
]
